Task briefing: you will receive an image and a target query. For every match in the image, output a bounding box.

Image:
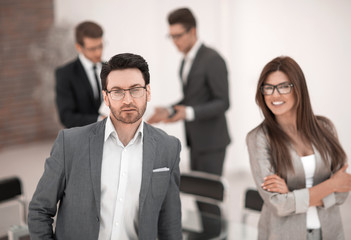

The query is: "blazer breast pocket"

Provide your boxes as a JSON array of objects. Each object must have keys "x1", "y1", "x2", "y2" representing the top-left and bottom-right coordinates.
[{"x1": 151, "y1": 171, "x2": 170, "y2": 199}]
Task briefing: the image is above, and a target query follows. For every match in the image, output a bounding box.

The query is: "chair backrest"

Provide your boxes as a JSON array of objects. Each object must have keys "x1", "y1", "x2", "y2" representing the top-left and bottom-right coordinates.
[
  {"x1": 241, "y1": 188, "x2": 264, "y2": 225},
  {"x1": 180, "y1": 172, "x2": 225, "y2": 200},
  {"x1": 180, "y1": 171, "x2": 227, "y2": 216},
  {"x1": 244, "y1": 189, "x2": 263, "y2": 212},
  {"x1": 0, "y1": 177, "x2": 26, "y2": 224},
  {"x1": 180, "y1": 171, "x2": 229, "y2": 240},
  {"x1": 0, "y1": 177, "x2": 22, "y2": 203}
]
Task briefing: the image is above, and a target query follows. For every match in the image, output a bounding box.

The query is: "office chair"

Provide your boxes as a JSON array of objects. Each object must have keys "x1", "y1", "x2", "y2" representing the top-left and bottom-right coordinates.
[
  {"x1": 241, "y1": 188, "x2": 264, "y2": 225},
  {"x1": 0, "y1": 177, "x2": 29, "y2": 240},
  {"x1": 180, "y1": 171, "x2": 228, "y2": 240}
]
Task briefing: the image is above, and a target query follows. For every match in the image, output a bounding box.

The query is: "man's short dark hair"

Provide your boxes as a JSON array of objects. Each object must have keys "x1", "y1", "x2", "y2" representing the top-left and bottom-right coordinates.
[
  {"x1": 100, "y1": 53, "x2": 150, "y2": 90},
  {"x1": 75, "y1": 21, "x2": 103, "y2": 46},
  {"x1": 168, "y1": 8, "x2": 196, "y2": 30}
]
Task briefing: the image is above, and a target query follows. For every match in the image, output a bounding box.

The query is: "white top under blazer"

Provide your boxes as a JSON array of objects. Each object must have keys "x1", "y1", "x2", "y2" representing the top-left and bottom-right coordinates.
[{"x1": 300, "y1": 154, "x2": 321, "y2": 229}]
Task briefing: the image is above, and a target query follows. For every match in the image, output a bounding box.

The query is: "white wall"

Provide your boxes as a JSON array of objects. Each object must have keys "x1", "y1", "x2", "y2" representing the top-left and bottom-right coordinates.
[{"x1": 54, "y1": 0, "x2": 351, "y2": 175}]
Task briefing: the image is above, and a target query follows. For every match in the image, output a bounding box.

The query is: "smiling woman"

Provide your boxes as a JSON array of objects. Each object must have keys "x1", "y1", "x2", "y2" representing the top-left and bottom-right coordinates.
[
  {"x1": 262, "y1": 71, "x2": 296, "y2": 120},
  {"x1": 246, "y1": 56, "x2": 351, "y2": 240}
]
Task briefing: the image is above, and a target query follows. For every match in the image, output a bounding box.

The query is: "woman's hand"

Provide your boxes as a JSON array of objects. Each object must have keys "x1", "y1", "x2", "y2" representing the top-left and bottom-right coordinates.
[
  {"x1": 330, "y1": 164, "x2": 351, "y2": 193},
  {"x1": 262, "y1": 174, "x2": 289, "y2": 193}
]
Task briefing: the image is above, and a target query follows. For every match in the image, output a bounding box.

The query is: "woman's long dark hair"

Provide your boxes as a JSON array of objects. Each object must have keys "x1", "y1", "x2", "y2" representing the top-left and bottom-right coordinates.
[{"x1": 255, "y1": 56, "x2": 346, "y2": 178}]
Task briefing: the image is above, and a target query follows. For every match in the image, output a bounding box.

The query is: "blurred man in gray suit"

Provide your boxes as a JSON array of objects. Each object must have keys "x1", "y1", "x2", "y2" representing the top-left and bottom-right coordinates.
[
  {"x1": 28, "y1": 53, "x2": 182, "y2": 240},
  {"x1": 148, "y1": 8, "x2": 230, "y2": 176}
]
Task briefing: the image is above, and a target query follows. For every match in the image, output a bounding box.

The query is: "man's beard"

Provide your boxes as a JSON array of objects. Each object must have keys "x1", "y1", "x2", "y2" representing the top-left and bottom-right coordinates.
[{"x1": 109, "y1": 99, "x2": 146, "y2": 124}]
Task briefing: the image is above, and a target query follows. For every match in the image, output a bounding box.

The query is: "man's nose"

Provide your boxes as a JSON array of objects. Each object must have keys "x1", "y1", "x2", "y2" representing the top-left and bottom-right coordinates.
[
  {"x1": 95, "y1": 50, "x2": 102, "y2": 58},
  {"x1": 122, "y1": 90, "x2": 133, "y2": 103}
]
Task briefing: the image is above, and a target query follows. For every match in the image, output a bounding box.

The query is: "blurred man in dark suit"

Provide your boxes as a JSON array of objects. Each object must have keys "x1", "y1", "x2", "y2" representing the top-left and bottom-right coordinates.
[{"x1": 55, "y1": 21, "x2": 106, "y2": 128}]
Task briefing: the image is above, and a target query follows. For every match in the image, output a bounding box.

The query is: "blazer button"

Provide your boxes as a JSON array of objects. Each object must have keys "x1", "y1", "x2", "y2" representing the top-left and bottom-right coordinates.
[{"x1": 96, "y1": 217, "x2": 99, "y2": 222}]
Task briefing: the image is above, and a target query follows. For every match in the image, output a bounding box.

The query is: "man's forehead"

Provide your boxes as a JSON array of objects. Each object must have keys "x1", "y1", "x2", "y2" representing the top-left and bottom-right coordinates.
[
  {"x1": 107, "y1": 69, "x2": 144, "y2": 87},
  {"x1": 169, "y1": 23, "x2": 186, "y2": 32},
  {"x1": 83, "y1": 37, "x2": 102, "y2": 46}
]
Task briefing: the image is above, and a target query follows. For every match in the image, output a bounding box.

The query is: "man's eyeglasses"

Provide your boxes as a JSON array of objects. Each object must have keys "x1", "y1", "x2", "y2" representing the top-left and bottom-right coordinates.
[
  {"x1": 83, "y1": 43, "x2": 103, "y2": 52},
  {"x1": 105, "y1": 86, "x2": 146, "y2": 101},
  {"x1": 261, "y1": 82, "x2": 294, "y2": 95},
  {"x1": 167, "y1": 29, "x2": 190, "y2": 41}
]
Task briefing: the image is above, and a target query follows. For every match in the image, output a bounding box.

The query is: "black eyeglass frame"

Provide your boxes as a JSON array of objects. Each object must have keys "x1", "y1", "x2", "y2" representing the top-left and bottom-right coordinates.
[
  {"x1": 261, "y1": 83, "x2": 294, "y2": 95},
  {"x1": 82, "y1": 43, "x2": 104, "y2": 52},
  {"x1": 167, "y1": 27, "x2": 192, "y2": 40},
  {"x1": 105, "y1": 86, "x2": 147, "y2": 100}
]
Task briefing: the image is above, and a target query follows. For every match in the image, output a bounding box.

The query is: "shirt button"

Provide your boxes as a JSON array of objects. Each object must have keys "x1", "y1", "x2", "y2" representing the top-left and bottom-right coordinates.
[
  {"x1": 116, "y1": 222, "x2": 119, "y2": 226},
  {"x1": 119, "y1": 198, "x2": 123, "y2": 202}
]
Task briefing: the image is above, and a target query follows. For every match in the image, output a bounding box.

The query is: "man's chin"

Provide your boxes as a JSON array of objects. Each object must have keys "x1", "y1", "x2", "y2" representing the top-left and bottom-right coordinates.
[
  {"x1": 91, "y1": 58, "x2": 102, "y2": 63},
  {"x1": 119, "y1": 118, "x2": 141, "y2": 124},
  {"x1": 117, "y1": 114, "x2": 142, "y2": 125}
]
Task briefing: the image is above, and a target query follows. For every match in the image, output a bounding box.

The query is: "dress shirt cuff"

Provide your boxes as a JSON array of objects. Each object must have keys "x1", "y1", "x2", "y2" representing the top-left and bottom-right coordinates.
[
  {"x1": 293, "y1": 188, "x2": 310, "y2": 214},
  {"x1": 322, "y1": 193, "x2": 336, "y2": 209},
  {"x1": 185, "y1": 106, "x2": 195, "y2": 121},
  {"x1": 166, "y1": 107, "x2": 174, "y2": 117}
]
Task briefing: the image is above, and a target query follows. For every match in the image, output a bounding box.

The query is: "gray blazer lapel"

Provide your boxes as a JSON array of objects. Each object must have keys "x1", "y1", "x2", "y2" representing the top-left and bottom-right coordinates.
[
  {"x1": 139, "y1": 123, "x2": 156, "y2": 216},
  {"x1": 288, "y1": 146, "x2": 306, "y2": 189},
  {"x1": 89, "y1": 120, "x2": 106, "y2": 216},
  {"x1": 312, "y1": 145, "x2": 330, "y2": 184}
]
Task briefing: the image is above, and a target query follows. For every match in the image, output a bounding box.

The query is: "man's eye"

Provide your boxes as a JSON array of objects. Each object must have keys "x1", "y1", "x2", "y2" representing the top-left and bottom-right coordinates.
[{"x1": 130, "y1": 88, "x2": 140, "y2": 93}]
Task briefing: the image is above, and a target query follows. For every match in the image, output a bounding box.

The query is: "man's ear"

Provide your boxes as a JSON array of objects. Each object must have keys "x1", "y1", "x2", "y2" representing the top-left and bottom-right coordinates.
[
  {"x1": 190, "y1": 27, "x2": 197, "y2": 39},
  {"x1": 75, "y1": 43, "x2": 83, "y2": 53},
  {"x1": 103, "y1": 91, "x2": 110, "y2": 107},
  {"x1": 146, "y1": 85, "x2": 151, "y2": 102}
]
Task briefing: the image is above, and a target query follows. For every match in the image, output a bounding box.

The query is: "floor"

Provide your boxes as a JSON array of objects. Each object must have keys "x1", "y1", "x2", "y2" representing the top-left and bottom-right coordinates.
[{"x1": 0, "y1": 140, "x2": 350, "y2": 239}]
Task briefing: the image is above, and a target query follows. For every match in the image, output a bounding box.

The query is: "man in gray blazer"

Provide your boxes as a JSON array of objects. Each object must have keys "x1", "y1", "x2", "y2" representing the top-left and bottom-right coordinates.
[
  {"x1": 148, "y1": 8, "x2": 230, "y2": 176},
  {"x1": 28, "y1": 53, "x2": 182, "y2": 240}
]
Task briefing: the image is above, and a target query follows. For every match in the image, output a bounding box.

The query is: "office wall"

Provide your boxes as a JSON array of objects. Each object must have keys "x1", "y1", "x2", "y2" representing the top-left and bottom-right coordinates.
[
  {"x1": 54, "y1": 0, "x2": 351, "y2": 174},
  {"x1": 0, "y1": 0, "x2": 59, "y2": 149}
]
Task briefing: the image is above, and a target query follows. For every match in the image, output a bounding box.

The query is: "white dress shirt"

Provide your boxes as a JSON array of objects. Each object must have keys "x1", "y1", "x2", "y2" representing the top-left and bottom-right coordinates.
[
  {"x1": 300, "y1": 154, "x2": 321, "y2": 229},
  {"x1": 181, "y1": 40, "x2": 202, "y2": 121},
  {"x1": 79, "y1": 53, "x2": 102, "y2": 100},
  {"x1": 98, "y1": 117, "x2": 143, "y2": 240}
]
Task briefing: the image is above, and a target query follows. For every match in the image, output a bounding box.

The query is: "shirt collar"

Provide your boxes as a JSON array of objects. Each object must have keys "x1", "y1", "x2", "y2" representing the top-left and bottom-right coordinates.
[
  {"x1": 184, "y1": 40, "x2": 202, "y2": 60},
  {"x1": 79, "y1": 53, "x2": 101, "y2": 70},
  {"x1": 104, "y1": 116, "x2": 144, "y2": 145}
]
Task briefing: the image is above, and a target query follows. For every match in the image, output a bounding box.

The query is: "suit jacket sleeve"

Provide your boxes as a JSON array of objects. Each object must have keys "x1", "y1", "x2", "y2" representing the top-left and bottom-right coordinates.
[
  {"x1": 157, "y1": 138, "x2": 182, "y2": 240},
  {"x1": 316, "y1": 116, "x2": 349, "y2": 208},
  {"x1": 55, "y1": 67, "x2": 99, "y2": 128},
  {"x1": 28, "y1": 130, "x2": 66, "y2": 239},
  {"x1": 246, "y1": 127, "x2": 310, "y2": 217}
]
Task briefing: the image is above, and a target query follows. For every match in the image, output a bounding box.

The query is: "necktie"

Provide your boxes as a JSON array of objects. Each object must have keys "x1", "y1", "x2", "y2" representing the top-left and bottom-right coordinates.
[
  {"x1": 179, "y1": 58, "x2": 185, "y2": 83},
  {"x1": 93, "y1": 64, "x2": 101, "y2": 101}
]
